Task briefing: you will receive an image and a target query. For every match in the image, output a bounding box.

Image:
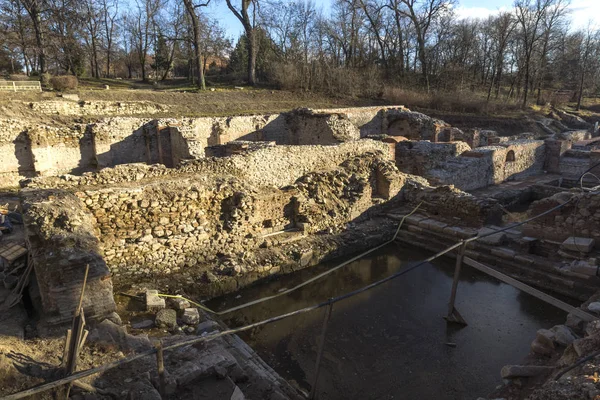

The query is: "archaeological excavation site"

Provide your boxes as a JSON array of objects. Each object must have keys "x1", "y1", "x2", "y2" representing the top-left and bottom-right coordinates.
[{"x1": 4, "y1": 97, "x2": 600, "y2": 400}]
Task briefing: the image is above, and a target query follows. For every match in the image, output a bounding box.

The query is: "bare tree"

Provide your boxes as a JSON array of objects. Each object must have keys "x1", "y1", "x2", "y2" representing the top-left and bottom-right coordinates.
[
  {"x1": 576, "y1": 27, "x2": 600, "y2": 110},
  {"x1": 514, "y1": 0, "x2": 556, "y2": 108},
  {"x1": 395, "y1": 0, "x2": 456, "y2": 91},
  {"x1": 182, "y1": 0, "x2": 210, "y2": 89},
  {"x1": 486, "y1": 12, "x2": 516, "y2": 101},
  {"x1": 128, "y1": 0, "x2": 160, "y2": 82},
  {"x1": 534, "y1": 0, "x2": 569, "y2": 104},
  {"x1": 18, "y1": 0, "x2": 46, "y2": 74},
  {"x1": 101, "y1": 0, "x2": 119, "y2": 77},
  {"x1": 226, "y1": 0, "x2": 257, "y2": 85},
  {"x1": 1, "y1": 0, "x2": 33, "y2": 74},
  {"x1": 83, "y1": 0, "x2": 101, "y2": 77}
]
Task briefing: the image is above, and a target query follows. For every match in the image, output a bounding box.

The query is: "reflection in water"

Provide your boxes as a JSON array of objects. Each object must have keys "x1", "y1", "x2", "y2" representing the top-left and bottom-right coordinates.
[{"x1": 208, "y1": 244, "x2": 568, "y2": 400}]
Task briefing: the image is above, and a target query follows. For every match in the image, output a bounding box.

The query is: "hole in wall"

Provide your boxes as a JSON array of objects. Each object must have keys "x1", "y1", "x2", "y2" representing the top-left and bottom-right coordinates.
[{"x1": 506, "y1": 150, "x2": 516, "y2": 162}]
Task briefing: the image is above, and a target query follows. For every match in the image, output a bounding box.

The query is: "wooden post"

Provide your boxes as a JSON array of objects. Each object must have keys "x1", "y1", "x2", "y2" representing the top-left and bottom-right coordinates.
[
  {"x1": 309, "y1": 301, "x2": 334, "y2": 400},
  {"x1": 63, "y1": 265, "x2": 90, "y2": 398},
  {"x1": 444, "y1": 242, "x2": 468, "y2": 325},
  {"x1": 12, "y1": 82, "x2": 16, "y2": 92},
  {"x1": 156, "y1": 341, "x2": 166, "y2": 398},
  {"x1": 76, "y1": 265, "x2": 89, "y2": 318}
]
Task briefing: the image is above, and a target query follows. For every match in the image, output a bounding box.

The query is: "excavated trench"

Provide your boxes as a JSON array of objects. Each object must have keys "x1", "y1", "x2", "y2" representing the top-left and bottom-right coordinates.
[{"x1": 207, "y1": 244, "x2": 571, "y2": 400}]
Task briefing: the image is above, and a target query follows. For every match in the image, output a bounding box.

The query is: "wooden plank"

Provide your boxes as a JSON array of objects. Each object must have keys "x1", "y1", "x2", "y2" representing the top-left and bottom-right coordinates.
[
  {"x1": 463, "y1": 257, "x2": 596, "y2": 322},
  {"x1": 0, "y1": 244, "x2": 27, "y2": 263}
]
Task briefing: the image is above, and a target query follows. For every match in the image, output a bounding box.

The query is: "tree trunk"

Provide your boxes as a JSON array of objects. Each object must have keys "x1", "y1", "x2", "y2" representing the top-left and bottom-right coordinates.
[
  {"x1": 226, "y1": 0, "x2": 256, "y2": 86},
  {"x1": 183, "y1": 0, "x2": 206, "y2": 89},
  {"x1": 577, "y1": 70, "x2": 585, "y2": 111},
  {"x1": 522, "y1": 54, "x2": 530, "y2": 108},
  {"x1": 247, "y1": 28, "x2": 256, "y2": 85},
  {"x1": 31, "y1": 8, "x2": 45, "y2": 74}
]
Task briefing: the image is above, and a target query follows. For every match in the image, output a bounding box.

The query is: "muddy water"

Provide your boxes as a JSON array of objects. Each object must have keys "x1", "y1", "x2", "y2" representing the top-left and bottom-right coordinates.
[{"x1": 207, "y1": 244, "x2": 567, "y2": 400}]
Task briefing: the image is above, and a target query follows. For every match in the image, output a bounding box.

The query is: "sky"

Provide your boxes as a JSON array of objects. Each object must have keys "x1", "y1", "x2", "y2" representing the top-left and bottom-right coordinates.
[{"x1": 205, "y1": 0, "x2": 600, "y2": 41}]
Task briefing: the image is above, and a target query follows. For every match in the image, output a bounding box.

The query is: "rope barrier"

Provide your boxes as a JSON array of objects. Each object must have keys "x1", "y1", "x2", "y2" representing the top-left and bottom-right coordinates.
[
  {"x1": 191, "y1": 201, "x2": 423, "y2": 316},
  {"x1": 0, "y1": 194, "x2": 582, "y2": 400},
  {"x1": 156, "y1": 198, "x2": 573, "y2": 317}
]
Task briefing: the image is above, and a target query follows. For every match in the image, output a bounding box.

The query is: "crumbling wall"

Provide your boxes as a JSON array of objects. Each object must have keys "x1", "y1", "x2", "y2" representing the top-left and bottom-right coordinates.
[
  {"x1": 545, "y1": 139, "x2": 572, "y2": 174},
  {"x1": 403, "y1": 140, "x2": 546, "y2": 191},
  {"x1": 28, "y1": 141, "x2": 391, "y2": 190},
  {"x1": 396, "y1": 141, "x2": 472, "y2": 176},
  {"x1": 281, "y1": 109, "x2": 360, "y2": 144},
  {"x1": 524, "y1": 192, "x2": 600, "y2": 243},
  {"x1": 294, "y1": 156, "x2": 407, "y2": 233},
  {"x1": 21, "y1": 189, "x2": 116, "y2": 326},
  {"x1": 29, "y1": 100, "x2": 171, "y2": 116},
  {"x1": 75, "y1": 181, "x2": 291, "y2": 278},
  {"x1": 23, "y1": 142, "x2": 398, "y2": 285},
  {"x1": 1, "y1": 107, "x2": 418, "y2": 188},
  {"x1": 498, "y1": 140, "x2": 546, "y2": 181},
  {"x1": 386, "y1": 110, "x2": 449, "y2": 140},
  {"x1": 403, "y1": 184, "x2": 502, "y2": 227},
  {"x1": 439, "y1": 128, "x2": 499, "y2": 148},
  {"x1": 0, "y1": 120, "x2": 34, "y2": 187}
]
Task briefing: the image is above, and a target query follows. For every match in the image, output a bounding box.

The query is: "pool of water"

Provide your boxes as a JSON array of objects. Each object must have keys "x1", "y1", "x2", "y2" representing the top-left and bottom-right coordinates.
[{"x1": 207, "y1": 244, "x2": 567, "y2": 400}]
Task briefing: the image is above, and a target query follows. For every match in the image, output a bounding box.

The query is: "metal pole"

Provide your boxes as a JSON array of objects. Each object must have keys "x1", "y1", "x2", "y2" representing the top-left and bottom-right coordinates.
[
  {"x1": 309, "y1": 300, "x2": 334, "y2": 400},
  {"x1": 446, "y1": 242, "x2": 467, "y2": 322}
]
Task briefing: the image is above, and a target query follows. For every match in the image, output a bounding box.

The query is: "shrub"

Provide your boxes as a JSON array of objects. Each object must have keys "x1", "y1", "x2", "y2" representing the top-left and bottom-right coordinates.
[
  {"x1": 50, "y1": 75, "x2": 78, "y2": 91},
  {"x1": 40, "y1": 72, "x2": 52, "y2": 87},
  {"x1": 383, "y1": 86, "x2": 519, "y2": 114},
  {"x1": 9, "y1": 74, "x2": 29, "y2": 81}
]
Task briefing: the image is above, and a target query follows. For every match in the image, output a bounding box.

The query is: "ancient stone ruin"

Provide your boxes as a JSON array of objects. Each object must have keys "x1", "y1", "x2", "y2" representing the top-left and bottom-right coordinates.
[{"x1": 3, "y1": 101, "x2": 600, "y2": 399}]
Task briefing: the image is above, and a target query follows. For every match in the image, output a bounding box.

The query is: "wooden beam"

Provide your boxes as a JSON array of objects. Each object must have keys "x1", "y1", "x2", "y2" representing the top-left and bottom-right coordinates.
[{"x1": 463, "y1": 257, "x2": 596, "y2": 322}]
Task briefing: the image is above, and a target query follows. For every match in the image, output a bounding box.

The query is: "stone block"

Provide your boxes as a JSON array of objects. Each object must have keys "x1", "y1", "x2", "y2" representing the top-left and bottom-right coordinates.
[
  {"x1": 588, "y1": 302, "x2": 600, "y2": 313},
  {"x1": 514, "y1": 255, "x2": 535, "y2": 266},
  {"x1": 550, "y1": 325, "x2": 577, "y2": 346},
  {"x1": 182, "y1": 308, "x2": 201, "y2": 325},
  {"x1": 477, "y1": 227, "x2": 506, "y2": 245},
  {"x1": 131, "y1": 320, "x2": 154, "y2": 329},
  {"x1": 501, "y1": 365, "x2": 554, "y2": 379},
  {"x1": 231, "y1": 386, "x2": 246, "y2": 400},
  {"x1": 562, "y1": 237, "x2": 595, "y2": 253},
  {"x1": 491, "y1": 248, "x2": 516, "y2": 260},
  {"x1": 418, "y1": 219, "x2": 448, "y2": 233},
  {"x1": 168, "y1": 297, "x2": 191, "y2": 311},
  {"x1": 155, "y1": 309, "x2": 177, "y2": 329},
  {"x1": 299, "y1": 249, "x2": 314, "y2": 267},
  {"x1": 146, "y1": 290, "x2": 166, "y2": 312},
  {"x1": 197, "y1": 320, "x2": 220, "y2": 336},
  {"x1": 404, "y1": 214, "x2": 427, "y2": 225},
  {"x1": 568, "y1": 260, "x2": 598, "y2": 276}
]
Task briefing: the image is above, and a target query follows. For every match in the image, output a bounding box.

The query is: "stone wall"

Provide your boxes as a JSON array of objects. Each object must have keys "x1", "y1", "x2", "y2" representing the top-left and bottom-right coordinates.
[
  {"x1": 398, "y1": 140, "x2": 546, "y2": 191},
  {"x1": 403, "y1": 184, "x2": 503, "y2": 227},
  {"x1": 0, "y1": 120, "x2": 34, "y2": 187},
  {"x1": 28, "y1": 141, "x2": 391, "y2": 190},
  {"x1": 21, "y1": 189, "x2": 116, "y2": 326},
  {"x1": 524, "y1": 192, "x2": 600, "y2": 243},
  {"x1": 28, "y1": 100, "x2": 171, "y2": 116},
  {"x1": 396, "y1": 141, "x2": 472, "y2": 176},
  {"x1": 1, "y1": 106, "x2": 419, "y2": 189},
  {"x1": 22, "y1": 142, "x2": 417, "y2": 322}
]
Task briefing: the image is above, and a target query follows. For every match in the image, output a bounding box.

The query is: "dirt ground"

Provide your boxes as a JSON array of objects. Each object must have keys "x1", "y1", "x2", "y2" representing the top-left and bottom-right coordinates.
[
  {"x1": 3, "y1": 82, "x2": 598, "y2": 136},
  {"x1": 0, "y1": 86, "x2": 384, "y2": 120},
  {"x1": 0, "y1": 334, "x2": 124, "y2": 399}
]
